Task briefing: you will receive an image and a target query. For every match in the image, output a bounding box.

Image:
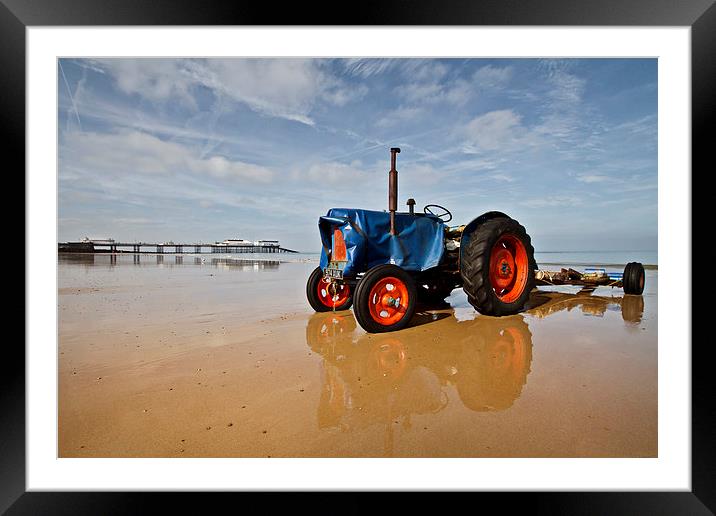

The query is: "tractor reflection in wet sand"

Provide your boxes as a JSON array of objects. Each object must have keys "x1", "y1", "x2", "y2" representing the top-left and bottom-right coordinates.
[{"x1": 306, "y1": 148, "x2": 646, "y2": 333}]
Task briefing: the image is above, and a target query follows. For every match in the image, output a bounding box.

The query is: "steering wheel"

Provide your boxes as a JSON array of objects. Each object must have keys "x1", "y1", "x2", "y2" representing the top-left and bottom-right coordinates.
[{"x1": 423, "y1": 204, "x2": 452, "y2": 223}]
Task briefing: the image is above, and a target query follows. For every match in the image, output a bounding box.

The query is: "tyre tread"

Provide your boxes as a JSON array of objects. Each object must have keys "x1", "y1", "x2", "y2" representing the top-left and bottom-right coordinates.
[{"x1": 460, "y1": 217, "x2": 536, "y2": 316}]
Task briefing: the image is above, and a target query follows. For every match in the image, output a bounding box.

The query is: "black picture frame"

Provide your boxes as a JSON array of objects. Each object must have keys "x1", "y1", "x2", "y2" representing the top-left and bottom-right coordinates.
[{"x1": 7, "y1": 0, "x2": 712, "y2": 513}]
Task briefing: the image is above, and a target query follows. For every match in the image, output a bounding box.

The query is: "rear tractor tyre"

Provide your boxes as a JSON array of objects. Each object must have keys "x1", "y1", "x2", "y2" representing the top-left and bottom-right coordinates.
[
  {"x1": 623, "y1": 262, "x2": 645, "y2": 295},
  {"x1": 353, "y1": 264, "x2": 417, "y2": 333},
  {"x1": 461, "y1": 217, "x2": 536, "y2": 316},
  {"x1": 306, "y1": 266, "x2": 353, "y2": 312}
]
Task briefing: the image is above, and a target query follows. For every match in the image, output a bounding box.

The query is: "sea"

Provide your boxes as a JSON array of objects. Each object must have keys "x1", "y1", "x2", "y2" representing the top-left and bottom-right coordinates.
[{"x1": 58, "y1": 249, "x2": 657, "y2": 271}]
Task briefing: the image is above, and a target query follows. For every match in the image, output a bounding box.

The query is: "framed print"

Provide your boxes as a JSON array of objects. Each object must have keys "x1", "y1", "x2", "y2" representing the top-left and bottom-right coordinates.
[{"x1": 8, "y1": 0, "x2": 713, "y2": 513}]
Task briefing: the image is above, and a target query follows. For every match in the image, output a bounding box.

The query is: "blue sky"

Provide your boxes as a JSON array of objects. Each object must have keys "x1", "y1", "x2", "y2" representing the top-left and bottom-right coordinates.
[{"x1": 58, "y1": 58, "x2": 657, "y2": 252}]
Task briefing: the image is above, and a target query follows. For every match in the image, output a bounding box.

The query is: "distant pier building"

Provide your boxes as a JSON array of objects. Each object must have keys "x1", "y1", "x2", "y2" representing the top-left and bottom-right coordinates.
[{"x1": 213, "y1": 238, "x2": 282, "y2": 253}]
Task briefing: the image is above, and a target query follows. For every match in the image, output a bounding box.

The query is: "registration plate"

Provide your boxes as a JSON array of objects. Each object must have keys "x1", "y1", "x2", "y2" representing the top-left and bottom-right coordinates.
[{"x1": 325, "y1": 261, "x2": 346, "y2": 280}]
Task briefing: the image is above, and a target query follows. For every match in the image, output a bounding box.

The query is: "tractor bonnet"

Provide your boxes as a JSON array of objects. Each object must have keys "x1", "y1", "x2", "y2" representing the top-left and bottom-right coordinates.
[{"x1": 318, "y1": 208, "x2": 445, "y2": 276}]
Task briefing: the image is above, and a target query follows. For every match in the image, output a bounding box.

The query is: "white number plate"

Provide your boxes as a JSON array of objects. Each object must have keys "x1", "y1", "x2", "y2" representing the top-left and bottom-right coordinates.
[{"x1": 325, "y1": 261, "x2": 346, "y2": 280}]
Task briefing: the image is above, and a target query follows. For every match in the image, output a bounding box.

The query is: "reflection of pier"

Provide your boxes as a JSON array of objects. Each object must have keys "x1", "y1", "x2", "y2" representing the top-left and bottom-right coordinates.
[
  {"x1": 58, "y1": 241, "x2": 298, "y2": 254},
  {"x1": 59, "y1": 253, "x2": 281, "y2": 271},
  {"x1": 210, "y1": 258, "x2": 280, "y2": 271}
]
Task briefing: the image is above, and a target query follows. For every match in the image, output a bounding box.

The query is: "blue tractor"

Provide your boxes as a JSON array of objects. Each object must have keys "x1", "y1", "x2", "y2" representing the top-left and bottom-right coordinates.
[{"x1": 306, "y1": 148, "x2": 645, "y2": 333}]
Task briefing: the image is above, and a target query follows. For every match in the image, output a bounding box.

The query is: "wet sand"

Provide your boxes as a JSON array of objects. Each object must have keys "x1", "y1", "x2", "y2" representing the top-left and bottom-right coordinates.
[{"x1": 58, "y1": 253, "x2": 657, "y2": 457}]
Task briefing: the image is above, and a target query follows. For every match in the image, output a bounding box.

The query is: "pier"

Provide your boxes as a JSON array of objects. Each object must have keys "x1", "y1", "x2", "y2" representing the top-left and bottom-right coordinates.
[{"x1": 58, "y1": 241, "x2": 299, "y2": 254}]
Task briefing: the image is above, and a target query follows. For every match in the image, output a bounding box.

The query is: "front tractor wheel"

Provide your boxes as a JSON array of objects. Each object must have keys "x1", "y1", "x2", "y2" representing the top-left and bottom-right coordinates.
[
  {"x1": 306, "y1": 266, "x2": 353, "y2": 312},
  {"x1": 354, "y1": 265, "x2": 417, "y2": 333},
  {"x1": 461, "y1": 217, "x2": 536, "y2": 316}
]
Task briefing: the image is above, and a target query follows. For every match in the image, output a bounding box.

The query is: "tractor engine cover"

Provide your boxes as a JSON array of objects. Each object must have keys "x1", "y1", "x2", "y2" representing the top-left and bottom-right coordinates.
[{"x1": 318, "y1": 208, "x2": 446, "y2": 277}]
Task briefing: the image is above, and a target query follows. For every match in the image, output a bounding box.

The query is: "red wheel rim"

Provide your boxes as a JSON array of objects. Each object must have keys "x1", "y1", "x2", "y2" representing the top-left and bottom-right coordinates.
[
  {"x1": 317, "y1": 277, "x2": 350, "y2": 308},
  {"x1": 489, "y1": 235, "x2": 529, "y2": 303},
  {"x1": 367, "y1": 276, "x2": 410, "y2": 326},
  {"x1": 490, "y1": 327, "x2": 527, "y2": 373},
  {"x1": 368, "y1": 338, "x2": 407, "y2": 380}
]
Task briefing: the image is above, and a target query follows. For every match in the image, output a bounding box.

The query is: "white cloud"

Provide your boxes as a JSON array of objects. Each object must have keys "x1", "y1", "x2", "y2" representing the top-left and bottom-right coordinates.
[
  {"x1": 463, "y1": 109, "x2": 538, "y2": 152},
  {"x1": 376, "y1": 106, "x2": 424, "y2": 128},
  {"x1": 60, "y1": 91, "x2": 266, "y2": 152},
  {"x1": 399, "y1": 162, "x2": 442, "y2": 187},
  {"x1": 442, "y1": 81, "x2": 472, "y2": 105},
  {"x1": 301, "y1": 161, "x2": 370, "y2": 185},
  {"x1": 489, "y1": 173, "x2": 515, "y2": 182},
  {"x1": 343, "y1": 58, "x2": 401, "y2": 78},
  {"x1": 459, "y1": 66, "x2": 599, "y2": 158},
  {"x1": 546, "y1": 68, "x2": 586, "y2": 106},
  {"x1": 406, "y1": 60, "x2": 450, "y2": 82},
  {"x1": 523, "y1": 195, "x2": 581, "y2": 208},
  {"x1": 391, "y1": 60, "x2": 472, "y2": 107},
  {"x1": 398, "y1": 79, "x2": 471, "y2": 106},
  {"x1": 294, "y1": 159, "x2": 441, "y2": 190},
  {"x1": 114, "y1": 217, "x2": 166, "y2": 226},
  {"x1": 94, "y1": 58, "x2": 366, "y2": 126},
  {"x1": 323, "y1": 84, "x2": 369, "y2": 107},
  {"x1": 612, "y1": 114, "x2": 657, "y2": 137},
  {"x1": 472, "y1": 65, "x2": 513, "y2": 89},
  {"x1": 61, "y1": 130, "x2": 273, "y2": 183},
  {"x1": 59, "y1": 61, "x2": 87, "y2": 132},
  {"x1": 195, "y1": 155, "x2": 272, "y2": 182},
  {"x1": 391, "y1": 63, "x2": 510, "y2": 109},
  {"x1": 531, "y1": 66, "x2": 592, "y2": 146},
  {"x1": 576, "y1": 174, "x2": 609, "y2": 183},
  {"x1": 344, "y1": 58, "x2": 448, "y2": 81},
  {"x1": 97, "y1": 59, "x2": 197, "y2": 108},
  {"x1": 191, "y1": 59, "x2": 323, "y2": 125}
]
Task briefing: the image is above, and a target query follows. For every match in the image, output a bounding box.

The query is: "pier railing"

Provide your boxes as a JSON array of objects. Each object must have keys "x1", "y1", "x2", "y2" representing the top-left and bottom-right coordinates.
[{"x1": 58, "y1": 242, "x2": 299, "y2": 254}]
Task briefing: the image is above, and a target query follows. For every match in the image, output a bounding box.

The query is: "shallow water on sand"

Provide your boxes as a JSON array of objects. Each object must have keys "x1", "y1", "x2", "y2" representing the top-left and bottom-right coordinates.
[{"x1": 58, "y1": 253, "x2": 657, "y2": 458}]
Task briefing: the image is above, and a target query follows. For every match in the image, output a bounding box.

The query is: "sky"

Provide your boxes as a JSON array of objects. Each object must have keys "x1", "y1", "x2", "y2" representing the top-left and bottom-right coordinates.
[{"x1": 58, "y1": 58, "x2": 657, "y2": 252}]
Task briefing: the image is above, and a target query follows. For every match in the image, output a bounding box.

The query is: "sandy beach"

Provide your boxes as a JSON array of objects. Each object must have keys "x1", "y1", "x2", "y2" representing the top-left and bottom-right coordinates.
[{"x1": 58, "y1": 253, "x2": 657, "y2": 458}]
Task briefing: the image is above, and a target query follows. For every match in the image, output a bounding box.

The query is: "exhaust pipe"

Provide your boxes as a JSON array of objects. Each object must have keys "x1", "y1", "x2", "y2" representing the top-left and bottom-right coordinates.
[{"x1": 388, "y1": 147, "x2": 400, "y2": 235}]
